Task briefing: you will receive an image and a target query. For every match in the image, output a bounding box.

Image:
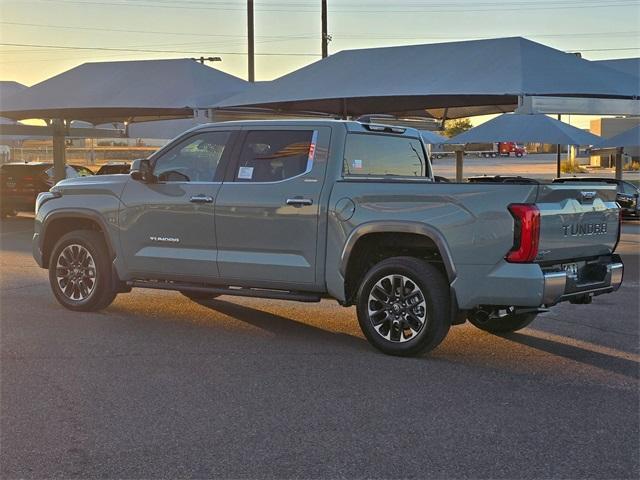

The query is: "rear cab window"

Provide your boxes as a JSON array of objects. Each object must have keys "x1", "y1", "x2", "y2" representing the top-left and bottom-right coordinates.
[{"x1": 343, "y1": 133, "x2": 430, "y2": 178}]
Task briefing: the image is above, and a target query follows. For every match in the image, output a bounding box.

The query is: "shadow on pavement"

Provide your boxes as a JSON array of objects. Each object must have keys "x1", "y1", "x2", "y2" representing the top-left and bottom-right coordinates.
[
  {"x1": 500, "y1": 331, "x2": 639, "y2": 379},
  {"x1": 195, "y1": 298, "x2": 370, "y2": 351}
]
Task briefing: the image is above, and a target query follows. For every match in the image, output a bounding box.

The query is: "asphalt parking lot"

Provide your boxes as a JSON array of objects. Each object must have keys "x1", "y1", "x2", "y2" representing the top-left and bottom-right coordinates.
[{"x1": 1, "y1": 216, "x2": 638, "y2": 479}]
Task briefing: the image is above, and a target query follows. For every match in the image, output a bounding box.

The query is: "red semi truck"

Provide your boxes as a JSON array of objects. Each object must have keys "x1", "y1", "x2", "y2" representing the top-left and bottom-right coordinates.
[
  {"x1": 468, "y1": 142, "x2": 526, "y2": 158},
  {"x1": 432, "y1": 142, "x2": 526, "y2": 159}
]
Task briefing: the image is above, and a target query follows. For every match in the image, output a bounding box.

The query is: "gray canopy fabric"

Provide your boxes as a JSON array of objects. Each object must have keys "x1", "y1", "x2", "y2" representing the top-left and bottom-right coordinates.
[
  {"x1": 0, "y1": 81, "x2": 28, "y2": 125},
  {"x1": 214, "y1": 37, "x2": 640, "y2": 118},
  {"x1": 0, "y1": 82, "x2": 35, "y2": 139},
  {"x1": 596, "y1": 124, "x2": 640, "y2": 148},
  {"x1": 595, "y1": 58, "x2": 640, "y2": 79},
  {"x1": 420, "y1": 130, "x2": 447, "y2": 144},
  {"x1": 0, "y1": 59, "x2": 248, "y2": 123},
  {"x1": 445, "y1": 113, "x2": 601, "y2": 145},
  {"x1": 0, "y1": 81, "x2": 28, "y2": 102}
]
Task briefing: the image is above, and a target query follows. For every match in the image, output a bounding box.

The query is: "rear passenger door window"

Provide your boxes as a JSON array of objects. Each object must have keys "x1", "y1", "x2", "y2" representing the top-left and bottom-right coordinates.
[{"x1": 234, "y1": 130, "x2": 315, "y2": 183}]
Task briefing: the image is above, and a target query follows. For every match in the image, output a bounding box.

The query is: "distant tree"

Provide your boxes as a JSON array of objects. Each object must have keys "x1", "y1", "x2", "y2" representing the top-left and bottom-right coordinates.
[{"x1": 444, "y1": 118, "x2": 473, "y2": 138}]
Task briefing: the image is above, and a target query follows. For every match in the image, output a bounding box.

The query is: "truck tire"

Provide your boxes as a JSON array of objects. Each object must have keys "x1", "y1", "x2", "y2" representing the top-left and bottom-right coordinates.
[
  {"x1": 468, "y1": 309, "x2": 537, "y2": 334},
  {"x1": 48, "y1": 230, "x2": 117, "y2": 311},
  {"x1": 180, "y1": 291, "x2": 220, "y2": 301},
  {"x1": 356, "y1": 257, "x2": 451, "y2": 356}
]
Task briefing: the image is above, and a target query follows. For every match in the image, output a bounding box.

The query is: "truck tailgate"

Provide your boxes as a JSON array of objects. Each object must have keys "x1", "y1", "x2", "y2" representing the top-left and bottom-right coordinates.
[{"x1": 535, "y1": 183, "x2": 619, "y2": 263}]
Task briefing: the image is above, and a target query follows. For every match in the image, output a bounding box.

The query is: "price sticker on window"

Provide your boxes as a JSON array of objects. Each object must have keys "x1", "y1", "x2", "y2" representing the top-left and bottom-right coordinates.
[{"x1": 238, "y1": 166, "x2": 254, "y2": 180}]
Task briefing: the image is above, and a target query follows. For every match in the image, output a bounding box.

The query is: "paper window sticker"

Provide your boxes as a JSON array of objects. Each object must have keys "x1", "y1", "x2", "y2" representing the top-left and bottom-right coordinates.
[
  {"x1": 352, "y1": 159, "x2": 363, "y2": 169},
  {"x1": 238, "y1": 166, "x2": 254, "y2": 179}
]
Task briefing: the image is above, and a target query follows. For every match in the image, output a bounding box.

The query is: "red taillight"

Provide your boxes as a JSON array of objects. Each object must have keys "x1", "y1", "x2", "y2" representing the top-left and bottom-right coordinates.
[
  {"x1": 22, "y1": 176, "x2": 34, "y2": 181},
  {"x1": 506, "y1": 204, "x2": 540, "y2": 263}
]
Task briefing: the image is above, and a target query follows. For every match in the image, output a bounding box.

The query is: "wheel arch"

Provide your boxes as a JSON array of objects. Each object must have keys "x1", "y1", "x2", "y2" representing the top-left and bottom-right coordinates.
[
  {"x1": 339, "y1": 221, "x2": 456, "y2": 305},
  {"x1": 41, "y1": 209, "x2": 116, "y2": 268}
]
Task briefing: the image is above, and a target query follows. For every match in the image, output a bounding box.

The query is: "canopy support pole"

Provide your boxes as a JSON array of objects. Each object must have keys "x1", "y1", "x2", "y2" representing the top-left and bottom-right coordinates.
[
  {"x1": 615, "y1": 148, "x2": 623, "y2": 180},
  {"x1": 556, "y1": 114, "x2": 561, "y2": 178},
  {"x1": 52, "y1": 119, "x2": 66, "y2": 184},
  {"x1": 455, "y1": 150, "x2": 464, "y2": 182}
]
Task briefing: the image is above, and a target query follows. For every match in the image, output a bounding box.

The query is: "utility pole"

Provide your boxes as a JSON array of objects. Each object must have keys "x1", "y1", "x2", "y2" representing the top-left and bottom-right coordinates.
[
  {"x1": 52, "y1": 119, "x2": 67, "y2": 184},
  {"x1": 247, "y1": 0, "x2": 255, "y2": 82},
  {"x1": 321, "y1": 0, "x2": 328, "y2": 58}
]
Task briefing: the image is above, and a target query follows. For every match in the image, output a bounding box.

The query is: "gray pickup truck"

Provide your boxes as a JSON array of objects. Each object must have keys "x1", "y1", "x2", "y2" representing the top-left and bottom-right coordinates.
[{"x1": 33, "y1": 120, "x2": 624, "y2": 356}]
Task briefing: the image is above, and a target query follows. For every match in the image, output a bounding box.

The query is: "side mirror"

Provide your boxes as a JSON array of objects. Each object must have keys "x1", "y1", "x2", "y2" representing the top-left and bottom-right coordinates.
[{"x1": 130, "y1": 158, "x2": 155, "y2": 183}]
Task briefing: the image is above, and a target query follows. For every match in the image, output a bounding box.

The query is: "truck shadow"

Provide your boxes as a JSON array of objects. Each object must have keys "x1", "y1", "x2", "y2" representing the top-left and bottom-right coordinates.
[
  {"x1": 193, "y1": 298, "x2": 371, "y2": 352},
  {"x1": 498, "y1": 331, "x2": 639, "y2": 379}
]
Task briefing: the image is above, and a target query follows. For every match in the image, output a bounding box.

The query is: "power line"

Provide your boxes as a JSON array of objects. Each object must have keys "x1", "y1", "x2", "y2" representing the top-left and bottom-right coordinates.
[
  {"x1": 569, "y1": 47, "x2": 640, "y2": 52},
  {"x1": 30, "y1": 0, "x2": 640, "y2": 13},
  {"x1": 1, "y1": 41, "x2": 636, "y2": 58},
  {"x1": 2, "y1": 20, "x2": 637, "y2": 43},
  {"x1": 0, "y1": 42, "x2": 320, "y2": 56},
  {"x1": 0, "y1": 21, "x2": 317, "y2": 40}
]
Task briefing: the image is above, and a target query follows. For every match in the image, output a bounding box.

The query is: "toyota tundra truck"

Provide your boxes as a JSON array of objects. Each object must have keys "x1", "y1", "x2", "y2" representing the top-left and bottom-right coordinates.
[{"x1": 32, "y1": 120, "x2": 624, "y2": 356}]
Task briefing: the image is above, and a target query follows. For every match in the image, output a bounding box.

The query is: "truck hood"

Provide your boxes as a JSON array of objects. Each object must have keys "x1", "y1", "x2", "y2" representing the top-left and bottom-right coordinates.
[{"x1": 52, "y1": 174, "x2": 130, "y2": 197}]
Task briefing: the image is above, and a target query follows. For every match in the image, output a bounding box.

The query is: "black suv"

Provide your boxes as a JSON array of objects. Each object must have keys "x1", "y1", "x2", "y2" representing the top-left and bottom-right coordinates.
[
  {"x1": 95, "y1": 162, "x2": 131, "y2": 175},
  {"x1": 0, "y1": 162, "x2": 93, "y2": 217},
  {"x1": 553, "y1": 177, "x2": 639, "y2": 218}
]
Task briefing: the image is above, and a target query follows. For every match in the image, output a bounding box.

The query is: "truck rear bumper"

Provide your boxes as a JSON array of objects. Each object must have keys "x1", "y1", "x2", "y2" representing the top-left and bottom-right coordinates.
[
  {"x1": 452, "y1": 255, "x2": 623, "y2": 309},
  {"x1": 542, "y1": 255, "x2": 623, "y2": 306}
]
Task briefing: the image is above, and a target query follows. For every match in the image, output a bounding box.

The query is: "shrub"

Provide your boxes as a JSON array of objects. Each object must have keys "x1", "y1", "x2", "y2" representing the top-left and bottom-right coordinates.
[{"x1": 560, "y1": 161, "x2": 586, "y2": 174}]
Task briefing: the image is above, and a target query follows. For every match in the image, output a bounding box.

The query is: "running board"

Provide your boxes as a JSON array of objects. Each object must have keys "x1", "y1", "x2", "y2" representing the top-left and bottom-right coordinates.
[{"x1": 127, "y1": 280, "x2": 322, "y2": 303}]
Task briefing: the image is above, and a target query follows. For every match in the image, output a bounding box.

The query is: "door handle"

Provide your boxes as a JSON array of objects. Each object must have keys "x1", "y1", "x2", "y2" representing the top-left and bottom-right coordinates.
[
  {"x1": 286, "y1": 197, "x2": 313, "y2": 207},
  {"x1": 190, "y1": 195, "x2": 214, "y2": 204}
]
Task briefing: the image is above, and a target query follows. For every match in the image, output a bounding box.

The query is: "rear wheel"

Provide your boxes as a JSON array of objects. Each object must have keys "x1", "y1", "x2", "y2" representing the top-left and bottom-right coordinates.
[
  {"x1": 468, "y1": 308, "x2": 537, "y2": 334},
  {"x1": 48, "y1": 230, "x2": 117, "y2": 311},
  {"x1": 356, "y1": 257, "x2": 450, "y2": 356}
]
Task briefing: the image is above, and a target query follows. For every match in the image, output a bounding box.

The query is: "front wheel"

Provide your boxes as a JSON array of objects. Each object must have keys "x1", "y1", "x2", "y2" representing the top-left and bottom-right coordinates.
[
  {"x1": 468, "y1": 308, "x2": 537, "y2": 334},
  {"x1": 356, "y1": 257, "x2": 451, "y2": 356},
  {"x1": 48, "y1": 230, "x2": 117, "y2": 311}
]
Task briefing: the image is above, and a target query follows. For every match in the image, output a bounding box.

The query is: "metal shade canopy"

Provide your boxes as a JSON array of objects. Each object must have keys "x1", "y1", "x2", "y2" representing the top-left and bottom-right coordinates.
[
  {"x1": 596, "y1": 124, "x2": 640, "y2": 148},
  {"x1": 420, "y1": 130, "x2": 447, "y2": 144},
  {"x1": 0, "y1": 59, "x2": 248, "y2": 123},
  {"x1": 214, "y1": 37, "x2": 639, "y2": 118},
  {"x1": 594, "y1": 58, "x2": 640, "y2": 79},
  {"x1": 445, "y1": 113, "x2": 601, "y2": 146}
]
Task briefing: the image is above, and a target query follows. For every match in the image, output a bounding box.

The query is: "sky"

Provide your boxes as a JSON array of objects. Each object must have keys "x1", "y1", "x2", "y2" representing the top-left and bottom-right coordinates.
[{"x1": 0, "y1": 0, "x2": 638, "y2": 128}]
